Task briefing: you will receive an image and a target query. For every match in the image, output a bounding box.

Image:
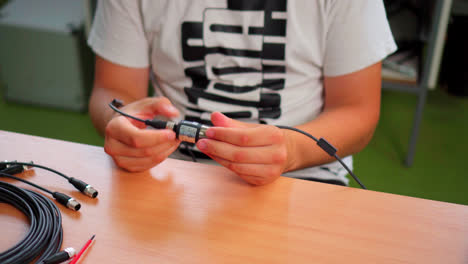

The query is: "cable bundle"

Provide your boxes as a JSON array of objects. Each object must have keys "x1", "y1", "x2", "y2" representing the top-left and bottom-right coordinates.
[
  {"x1": 0, "y1": 161, "x2": 98, "y2": 199},
  {"x1": 0, "y1": 181, "x2": 63, "y2": 264}
]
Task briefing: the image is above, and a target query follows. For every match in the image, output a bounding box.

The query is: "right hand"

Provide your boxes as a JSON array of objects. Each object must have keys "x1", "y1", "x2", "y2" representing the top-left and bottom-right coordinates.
[{"x1": 104, "y1": 97, "x2": 181, "y2": 172}]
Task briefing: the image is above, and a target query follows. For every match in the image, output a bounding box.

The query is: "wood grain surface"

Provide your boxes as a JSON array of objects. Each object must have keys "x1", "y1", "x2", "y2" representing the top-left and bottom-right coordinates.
[{"x1": 0, "y1": 130, "x2": 467, "y2": 263}]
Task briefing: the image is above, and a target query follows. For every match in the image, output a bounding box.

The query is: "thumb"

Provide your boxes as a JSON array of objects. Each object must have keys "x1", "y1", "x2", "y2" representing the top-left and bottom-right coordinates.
[{"x1": 210, "y1": 112, "x2": 256, "y2": 128}]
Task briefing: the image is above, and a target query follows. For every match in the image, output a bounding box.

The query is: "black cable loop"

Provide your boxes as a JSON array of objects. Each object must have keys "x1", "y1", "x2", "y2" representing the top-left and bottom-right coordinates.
[{"x1": 0, "y1": 181, "x2": 63, "y2": 264}]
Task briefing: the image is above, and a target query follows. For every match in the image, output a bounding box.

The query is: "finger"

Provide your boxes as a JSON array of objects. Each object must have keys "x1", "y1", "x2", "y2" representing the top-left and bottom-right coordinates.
[
  {"x1": 106, "y1": 117, "x2": 177, "y2": 148},
  {"x1": 128, "y1": 118, "x2": 147, "y2": 129},
  {"x1": 113, "y1": 143, "x2": 179, "y2": 172},
  {"x1": 210, "y1": 112, "x2": 257, "y2": 128},
  {"x1": 112, "y1": 156, "x2": 154, "y2": 172},
  {"x1": 196, "y1": 139, "x2": 287, "y2": 164},
  {"x1": 137, "y1": 97, "x2": 180, "y2": 119},
  {"x1": 207, "y1": 154, "x2": 278, "y2": 185},
  {"x1": 236, "y1": 173, "x2": 266, "y2": 186},
  {"x1": 105, "y1": 136, "x2": 180, "y2": 158},
  {"x1": 212, "y1": 154, "x2": 283, "y2": 180},
  {"x1": 118, "y1": 97, "x2": 179, "y2": 127},
  {"x1": 205, "y1": 125, "x2": 284, "y2": 147}
]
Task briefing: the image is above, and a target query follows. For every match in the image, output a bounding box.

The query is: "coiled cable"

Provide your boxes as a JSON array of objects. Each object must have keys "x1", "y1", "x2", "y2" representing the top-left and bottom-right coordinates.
[{"x1": 0, "y1": 181, "x2": 63, "y2": 264}]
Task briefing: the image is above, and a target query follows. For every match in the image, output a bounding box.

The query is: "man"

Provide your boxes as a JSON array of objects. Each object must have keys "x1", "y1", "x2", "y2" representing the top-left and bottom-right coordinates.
[{"x1": 87, "y1": 0, "x2": 396, "y2": 186}]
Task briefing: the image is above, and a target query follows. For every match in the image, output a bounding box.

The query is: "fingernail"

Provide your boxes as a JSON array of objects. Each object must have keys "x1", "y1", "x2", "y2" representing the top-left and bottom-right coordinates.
[
  {"x1": 206, "y1": 129, "x2": 215, "y2": 138},
  {"x1": 197, "y1": 140, "x2": 207, "y2": 150},
  {"x1": 167, "y1": 131, "x2": 176, "y2": 140}
]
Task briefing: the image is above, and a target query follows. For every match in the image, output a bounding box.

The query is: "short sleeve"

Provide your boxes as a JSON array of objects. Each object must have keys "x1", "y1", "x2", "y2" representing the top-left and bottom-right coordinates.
[
  {"x1": 323, "y1": 0, "x2": 397, "y2": 76},
  {"x1": 88, "y1": 0, "x2": 150, "y2": 68}
]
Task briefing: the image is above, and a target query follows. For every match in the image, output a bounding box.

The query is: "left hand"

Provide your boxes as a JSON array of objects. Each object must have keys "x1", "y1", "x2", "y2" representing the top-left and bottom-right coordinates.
[{"x1": 196, "y1": 112, "x2": 295, "y2": 185}]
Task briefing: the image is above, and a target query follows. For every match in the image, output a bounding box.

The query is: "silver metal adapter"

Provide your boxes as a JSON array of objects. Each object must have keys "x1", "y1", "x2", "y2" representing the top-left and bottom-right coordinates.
[
  {"x1": 84, "y1": 185, "x2": 98, "y2": 198},
  {"x1": 67, "y1": 198, "x2": 81, "y2": 211},
  {"x1": 198, "y1": 125, "x2": 210, "y2": 140}
]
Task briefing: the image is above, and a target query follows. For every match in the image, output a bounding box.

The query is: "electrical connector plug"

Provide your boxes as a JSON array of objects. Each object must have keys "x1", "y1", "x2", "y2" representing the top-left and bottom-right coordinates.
[
  {"x1": 68, "y1": 177, "x2": 99, "y2": 198},
  {"x1": 52, "y1": 192, "x2": 81, "y2": 211},
  {"x1": 42, "y1": 247, "x2": 76, "y2": 264},
  {"x1": 0, "y1": 164, "x2": 25, "y2": 175}
]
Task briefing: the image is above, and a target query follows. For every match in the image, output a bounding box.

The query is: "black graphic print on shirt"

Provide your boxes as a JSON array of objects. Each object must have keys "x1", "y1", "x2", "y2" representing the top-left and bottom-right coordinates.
[{"x1": 181, "y1": 0, "x2": 287, "y2": 124}]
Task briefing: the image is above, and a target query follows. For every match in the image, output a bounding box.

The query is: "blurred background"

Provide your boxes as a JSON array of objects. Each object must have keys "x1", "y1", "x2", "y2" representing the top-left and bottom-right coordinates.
[{"x1": 1, "y1": 0, "x2": 467, "y2": 205}]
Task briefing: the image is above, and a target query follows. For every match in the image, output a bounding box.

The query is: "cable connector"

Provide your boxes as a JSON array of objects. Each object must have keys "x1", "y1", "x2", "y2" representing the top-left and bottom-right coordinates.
[
  {"x1": 42, "y1": 247, "x2": 76, "y2": 264},
  {"x1": 317, "y1": 138, "x2": 337, "y2": 156},
  {"x1": 68, "y1": 178, "x2": 99, "y2": 198},
  {"x1": 0, "y1": 160, "x2": 34, "y2": 169},
  {"x1": 0, "y1": 164, "x2": 26, "y2": 175},
  {"x1": 173, "y1": 120, "x2": 210, "y2": 143},
  {"x1": 0, "y1": 160, "x2": 9, "y2": 170},
  {"x1": 111, "y1": 99, "x2": 124, "y2": 108},
  {"x1": 84, "y1": 185, "x2": 98, "y2": 198},
  {"x1": 53, "y1": 192, "x2": 81, "y2": 211},
  {"x1": 144, "y1": 119, "x2": 168, "y2": 129},
  {"x1": 109, "y1": 99, "x2": 211, "y2": 143}
]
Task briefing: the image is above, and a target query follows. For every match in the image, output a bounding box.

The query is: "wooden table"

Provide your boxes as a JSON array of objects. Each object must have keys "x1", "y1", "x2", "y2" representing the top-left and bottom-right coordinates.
[{"x1": 1, "y1": 130, "x2": 467, "y2": 263}]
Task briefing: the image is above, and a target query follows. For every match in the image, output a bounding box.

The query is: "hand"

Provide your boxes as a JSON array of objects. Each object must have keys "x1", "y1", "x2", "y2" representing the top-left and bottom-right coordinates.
[
  {"x1": 196, "y1": 112, "x2": 295, "y2": 185},
  {"x1": 104, "y1": 97, "x2": 181, "y2": 172}
]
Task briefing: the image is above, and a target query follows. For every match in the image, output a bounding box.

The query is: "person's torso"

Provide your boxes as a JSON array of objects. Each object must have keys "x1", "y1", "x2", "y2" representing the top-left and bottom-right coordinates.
[{"x1": 140, "y1": 0, "x2": 328, "y2": 126}]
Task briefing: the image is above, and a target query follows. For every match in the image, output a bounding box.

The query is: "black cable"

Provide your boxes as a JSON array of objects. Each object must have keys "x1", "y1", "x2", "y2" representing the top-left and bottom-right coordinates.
[
  {"x1": 275, "y1": 125, "x2": 319, "y2": 142},
  {"x1": 109, "y1": 100, "x2": 168, "y2": 129},
  {"x1": 0, "y1": 173, "x2": 53, "y2": 195},
  {"x1": 0, "y1": 181, "x2": 63, "y2": 264},
  {"x1": 0, "y1": 172, "x2": 81, "y2": 211},
  {"x1": 276, "y1": 125, "x2": 367, "y2": 190},
  {"x1": 182, "y1": 142, "x2": 197, "y2": 162},
  {"x1": 0, "y1": 161, "x2": 99, "y2": 198},
  {"x1": 333, "y1": 153, "x2": 367, "y2": 190},
  {"x1": 109, "y1": 99, "x2": 146, "y2": 123}
]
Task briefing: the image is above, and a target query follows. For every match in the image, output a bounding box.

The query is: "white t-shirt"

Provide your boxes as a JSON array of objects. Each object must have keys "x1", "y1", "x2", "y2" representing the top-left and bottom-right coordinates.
[{"x1": 88, "y1": 0, "x2": 397, "y2": 185}]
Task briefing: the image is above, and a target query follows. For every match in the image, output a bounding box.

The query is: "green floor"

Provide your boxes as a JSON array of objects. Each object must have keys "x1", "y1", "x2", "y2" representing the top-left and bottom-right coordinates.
[{"x1": 0, "y1": 89, "x2": 467, "y2": 205}]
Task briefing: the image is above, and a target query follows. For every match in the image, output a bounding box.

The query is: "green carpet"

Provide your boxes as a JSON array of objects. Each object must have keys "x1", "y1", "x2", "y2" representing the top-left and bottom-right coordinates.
[
  {"x1": 0, "y1": 98, "x2": 103, "y2": 147},
  {"x1": 351, "y1": 89, "x2": 468, "y2": 205},
  {"x1": 0, "y1": 89, "x2": 467, "y2": 205}
]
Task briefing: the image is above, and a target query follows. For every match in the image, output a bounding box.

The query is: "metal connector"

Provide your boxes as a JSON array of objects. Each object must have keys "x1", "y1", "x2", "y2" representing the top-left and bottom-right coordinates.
[
  {"x1": 42, "y1": 247, "x2": 76, "y2": 264},
  {"x1": 84, "y1": 185, "x2": 98, "y2": 198},
  {"x1": 64, "y1": 247, "x2": 76, "y2": 258},
  {"x1": 67, "y1": 198, "x2": 81, "y2": 211},
  {"x1": 166, "y1": 121, "x2": 176, "y2": 131},
  {"x1": 174, "y1": 121, "x2": 212, "y2": 143},
  {"x1": 198, "y1": 125, "x2": 210, "y2": 140},
  {"x1": 53, "y1": 192, "x2": 81, "y2": 211},
  {"x1": 69, "y1": 177, "x2": 98, "y2": 198}
]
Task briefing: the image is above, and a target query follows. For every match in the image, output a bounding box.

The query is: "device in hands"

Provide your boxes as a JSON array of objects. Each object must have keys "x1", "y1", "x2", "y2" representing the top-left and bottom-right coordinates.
[
  {"x1": 109, "y1": 99, "x2": 210, "y2": 143},
  {"x1": 109, "y1": 99, "x2": 367, "y2": 189}
]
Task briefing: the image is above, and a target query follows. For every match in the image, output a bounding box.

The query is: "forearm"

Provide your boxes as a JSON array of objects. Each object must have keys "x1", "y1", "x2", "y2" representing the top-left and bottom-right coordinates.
[
  {"x1": 89, "y1": 56, "x2": 150, "y2": 136},
  {"x1": 285, "y1": 104, "x2": 379, "y2": 172},
  {"x1": 284, "y1": 62, "x2": 382, "y2": 172},
  {"x1": 88, "y1": 86, "x2": 142, "y2": 136}
]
